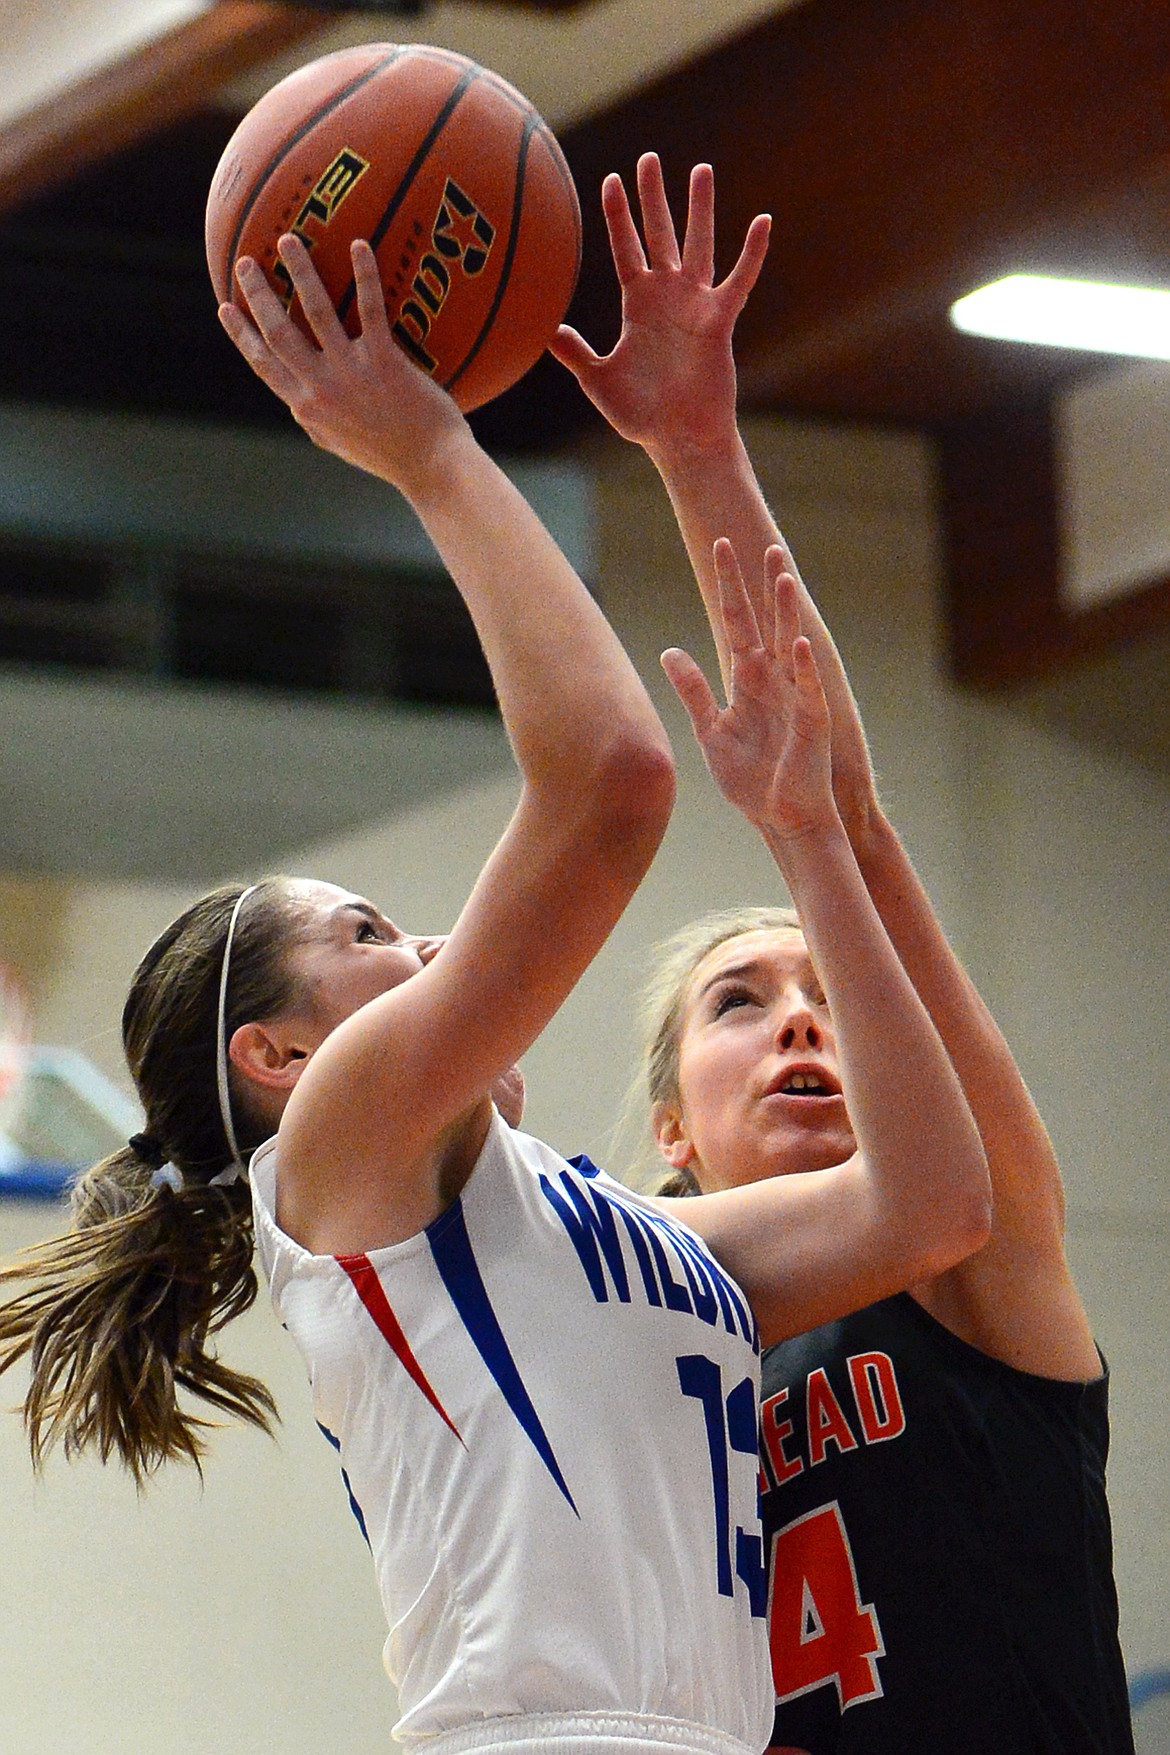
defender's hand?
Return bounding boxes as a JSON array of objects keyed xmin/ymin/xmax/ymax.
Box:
[
  {"xmin": 549, "ymin": 154, "xmax": 769, "ymax": 459},
  {"xmin": 662, "ymin": 540, "xmax": 836, "ymax": 847}
]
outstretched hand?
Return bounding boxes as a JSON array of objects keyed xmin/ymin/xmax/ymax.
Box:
[
  {"xmin": 662, "ymin": 541, "xmax": 837, "ymax": 847},
  {"xmin": 219, "ymin": 236, "xmax": 468, "ymax": 501},
  {"xmin": 549, "ymin": 154, "xmax": 769, "ymax": 458}
]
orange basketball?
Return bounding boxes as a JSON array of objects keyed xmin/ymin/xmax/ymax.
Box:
[{"xmin": 206, "ymin": 44, "xmax": 581, "ymax": 411}]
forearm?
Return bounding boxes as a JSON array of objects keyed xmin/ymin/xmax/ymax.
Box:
[
  {"xmin": 651, "ymin": 432, "xmax": 791, "ymax": 684},
  {"xmin": 854, "ymin": 809, "xmax": 1063, "ymax": 1225},
  {"xmin": 408, "ymin": 429, "xmax": 674, "ymax": 804},
  {"xmin": 772, "ymin": 817, "xmax": 990, "ymax": 1260},
  {"xmin": 654, "ymin": 436, "xmax": 879, "ymax": 834}
]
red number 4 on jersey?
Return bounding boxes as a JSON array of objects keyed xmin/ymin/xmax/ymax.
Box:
[{"xmin": 769, "ymin": 1502, "xmax": 884, "ymax": 1710}]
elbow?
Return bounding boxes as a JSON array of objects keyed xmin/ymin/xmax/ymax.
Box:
[
  {"xmin": 968, "ymin": 1166, "xmax": 994, "ymax": 1254},
  {"xmin": 915, "ymin": 1147, "xmax": 994, "ymax": 1279},
  {"xmin": 944, "ymin": 1181, "xmax": 994, "ymax": 1274},
  {"xmin": 955, "ymin": 1133, "xmax": 994, "ymax": 1258},
  {"xmin": 521, "ymin": 732, "xmax": 675, "ymax": 888},
  {"xmin": 591, "ymin": 734, "xmax": 677, "ymax": 855}
]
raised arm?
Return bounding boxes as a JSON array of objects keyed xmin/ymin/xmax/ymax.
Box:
[
  {"xmin": 658, "ymin": 545, "xmax": 989, "ymax": 1346},
  {"xmin": 221, "ymin": 238, "xmax": 675, "ymax": 1253},
  {"xmin": 550, "ymin": 151, "xmax": 877, "ymax": 840},
  {"xmin": 559, "ymin": 158, "xmax": 1100, "ymax": 1380},
  {"xmin": 844, "ymin": 814, "xmax": 1101, "ymax": 1377}
]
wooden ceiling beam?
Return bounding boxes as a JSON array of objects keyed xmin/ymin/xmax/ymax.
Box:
[
  {"xmin": 939, "ymin": 398, "xmax": 1170, "ymax": 693},
  {"xmin": 0, "ymin": 0, "xmax": 597, "ymax": 223},
  {"xmin": 555, "ymin": 0, "xmax": 1170, "ymax": 692},
  {"xmin": 938, "ymin": 399, "xmax": 1065, "ymax": 690},
  {"xmin": 561, "ymin": 0, "xmax": 1170, "ymax": 409},
  {"xmin": 0, "ymin": 3, "xmax": 333, "ymax": 218}
]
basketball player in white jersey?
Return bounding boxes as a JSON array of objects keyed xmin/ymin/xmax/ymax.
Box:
[{"xmin": 0, "ymin": 234, "xmax": 988, "ymax": 1755}]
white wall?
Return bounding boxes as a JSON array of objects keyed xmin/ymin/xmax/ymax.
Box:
[{"xmin": 0, "ymin": 412, "xmax": 1166, "ymax": 1749}]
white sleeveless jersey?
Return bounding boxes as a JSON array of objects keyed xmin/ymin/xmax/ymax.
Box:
[{"xmin": 251, "ymin": 1113, "xmax": 773, "ymax": 1755}]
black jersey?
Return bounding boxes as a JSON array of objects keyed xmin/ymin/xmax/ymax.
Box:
[{"xmin": 760, "ymin": 1293, "xmax": 1133, "ymax": 1754}]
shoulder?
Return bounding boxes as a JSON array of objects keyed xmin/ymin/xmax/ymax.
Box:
[
  {"xmin": 764, "ymin": 1289, "xmax": 1108, "ymax": 1415},
  {"xmin": 913, "ymin": 1250, "xmax": 1104, "ymax": 1382},
  {"xmin": 249, "ymin": 1134, "xmax": 279, "ymax": 1218},
  {"xmin": 254, "ymin": 1109, "xmax": 562, "ymax": 1262}
]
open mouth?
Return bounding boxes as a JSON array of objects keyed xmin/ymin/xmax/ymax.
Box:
[
  {"xmin": 765, "ymin": 1069, "xmax": 841, "ymax": 1099},
  {"xmin": 778, "ymin": 1073, "xmax": 832, "ymax": 1095}
]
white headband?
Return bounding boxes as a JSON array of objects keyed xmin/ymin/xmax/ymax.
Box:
[{"xmin": 213, "ymin": 884, "xmax": 258, "ymax": 1186}]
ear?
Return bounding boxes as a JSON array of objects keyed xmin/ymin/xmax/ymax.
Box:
[
  {"xmin": 228, "ymin": 1020, "xmax": 313, "ymax": 1096},
  {"xmin": 652, "ymin": 1099, "xmax": 696, "ymax": 1170}
]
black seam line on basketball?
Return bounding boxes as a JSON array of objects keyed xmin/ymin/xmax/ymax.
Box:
[
  {"xmin": 334, "ymin": 64, "xmax": 482, "ymax": 327},
  {"xmin": 477, "ymin": 70, "xmax": 540, "ymax": 117},
  {"xmin": 225, "ymin": 48, "xmax": 406, "ymax": 285},
  {"xmin": 442, "ymin": 115, "xmax": 536, "ymax": 398},
  {"xmin": 541, "ymin": 130, "xmax": 582, "ymax": 263}
]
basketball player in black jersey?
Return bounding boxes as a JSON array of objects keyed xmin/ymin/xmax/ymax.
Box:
[{"xmin": 553, "ymin": 155, "xmax": 1134, "ymax": 1755}]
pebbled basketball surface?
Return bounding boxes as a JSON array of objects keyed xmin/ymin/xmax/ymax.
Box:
[{"xmin": 207, "ymin": 44, "xmax": 582, "ymax": 411}]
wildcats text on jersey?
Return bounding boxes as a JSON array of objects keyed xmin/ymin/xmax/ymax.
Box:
[
  {"xmin": 540, "ymin": 1158, "xmax": 759, "ymax": 1351},
  {"xmin": 761, "ymin": 1351, "xmax": 905, "ymax": 1486}
]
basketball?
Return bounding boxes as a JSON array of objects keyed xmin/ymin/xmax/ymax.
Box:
[{"xmin": 206, "ymin": 44, "xmax": 581, "ymax": 411}]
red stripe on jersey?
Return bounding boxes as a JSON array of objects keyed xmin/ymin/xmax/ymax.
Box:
[{"xmin": 336, "ymin": 1252, "xmax": 464, "ymax": 1444}]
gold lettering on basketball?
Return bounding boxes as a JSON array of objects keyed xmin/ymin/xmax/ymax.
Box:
[
  {"xmin": 413, "ymin": 253, "xmax": 451, "ymax": 315},
  {"xmin": 311, "ymin": 149, "xmax": 369, "ymax": 218},
  {"xmin": 272, "ymin": 148, "xmax": 370, "ymax": 307},
  {"xmin": 432, "ymin": 179, "xmax": 495, "ymax": 276},
  {"xmin": 390, "ymin": 179, "xmax": 495, "ymax": 375},
  {"xmin": 394, "ymin": 299, "xmax": 438, "ymax": 371}
]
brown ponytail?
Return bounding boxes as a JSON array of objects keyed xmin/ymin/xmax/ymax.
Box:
[{"xmin": 0, "ymin": 877, "xmax": 310, "ymax": 1483}]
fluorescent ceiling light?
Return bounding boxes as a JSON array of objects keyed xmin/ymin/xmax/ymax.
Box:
[{"xmin": 950, "ymin": 274, "xmax": 1170, "ymax": 359}]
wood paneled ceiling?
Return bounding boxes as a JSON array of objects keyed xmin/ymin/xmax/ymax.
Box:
[{"xmin": 3, "ymin": 0, "xmax": 1169, "ymax": 748}]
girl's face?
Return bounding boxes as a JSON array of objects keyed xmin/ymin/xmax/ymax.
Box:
[
  {"xmin": 286, "ymin": 881, "xmax": 440, "ymax": 1035},
  {"xmin": 280, "ymin": 881, "xmax": 525, "ymax": 1125},
  {"xmin": 657, "ymin": 928, "xmax": 856, "ymax": 1192}
]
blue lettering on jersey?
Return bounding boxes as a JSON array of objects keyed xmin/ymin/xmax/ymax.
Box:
[
  {"xmin": 612, "ymin": 1201, "xmax": 663, "ymax": 1306},
  {"xmin": 666, "ymin": 1214, "xmax": 757, "ymax": 1347},
  {"xmin": 538, "ymin": 1169, "xmax": 632, "ymax": 1303},
  {"xmin": 639, "ymin": 1209, "xmax": 696, "ymax": 1314},
  {"xmin": 544, "ymin": 1159, "xmax": 758, "ymax": 1352}
]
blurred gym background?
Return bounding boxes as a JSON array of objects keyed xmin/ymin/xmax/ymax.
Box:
[{"xmin": 1, "ymin": 3, "xmax": 1168, "ymax": 1750}]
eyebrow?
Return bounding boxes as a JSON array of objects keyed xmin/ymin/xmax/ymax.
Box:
[
  {"xmin": 695, "ymin": 952, "xmax": 817, "ymax": 1001},
  {"xmin": 334, "ymin": 900, "xmax": 384, "ymax": 928},
  {"xmin": 696, "ymin": 957, "xmax": 767, "ymax": 999}
]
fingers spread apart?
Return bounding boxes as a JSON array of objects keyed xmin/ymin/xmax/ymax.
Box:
[
  {"xmin": 635, "ymin": 151, "xmax": 683, "ymax": 272},
  {"xmin": 660, "ymin": 645, "xmax": 719, "ymax": 740},
  {"xmin": 601, "ymin": 170, "xmax": 649, "ymax": 284}
]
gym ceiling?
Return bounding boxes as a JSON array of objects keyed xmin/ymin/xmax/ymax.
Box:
[{"xmin": 3, "ymin": 0, "xmax": 1169, "ymax": 771}]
